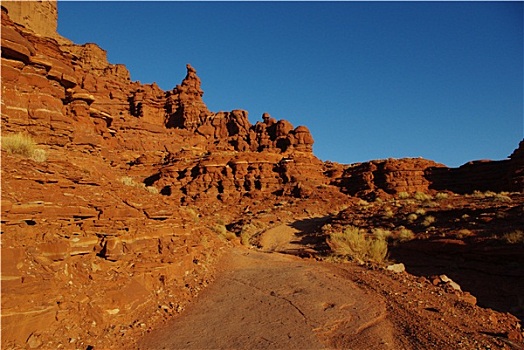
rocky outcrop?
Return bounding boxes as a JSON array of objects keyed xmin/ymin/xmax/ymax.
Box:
[
  {"xmin": 426, "ymin": 141, "xmax": 524, "ymax": 194},
  {"xmin": 1, "ymin": 1, "xmax": 58, "ymax": 38},
  {"xmin": 1, "ymin": 3, "xmax": 522, "ymax": 348},
  {"xmin": 334, "ymin": 158, "xmax": 446, "ymax": 199},
  {"xmin": 1, "ymin": 7, "xmax": 322, "ymax": 348},
  {"xmin": 335, "ymin": 141, "xmax": 524, "ymax": 199}
]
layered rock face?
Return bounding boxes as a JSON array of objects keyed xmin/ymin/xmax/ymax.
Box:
[
  {"xmin": 1, "ymin": 6, "xmax": 324, "ymax": 348},
  {"xmin": 1, "ymin": 3, "xmax": 522, "ymax": 348},
  {"xmin": 2, "ymin": 0, "xmax": 58, "ymax": 38}
]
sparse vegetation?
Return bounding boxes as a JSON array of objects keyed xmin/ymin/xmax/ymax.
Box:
[
  {"xmin": 120, "ymin": 176, "xmax": 160, "ymax": 194},
  {"xmin": 435, "ymin": 192, "xmax": 449, "ymax": 200},
  {"xmin": 493, "ymin": 193, "xmax": 512, "ymax": 203},
  {"xmin": 146, "ymin": 186, "xmax": 160, "ymax": 194},
  {"xmin": 382, "ymin": 207, "xmax": 394, "ymax": 218},
  {"xmin": 456, "ymin": 229, "xmax": 474, "ymax": 239},
  {"xmin": 422, "ymin": 215, "xmax": 436, "ymax": 227},
  {"xmin": 372, "ymin": 228, "xmax": 392, "ymax": 240},
  {"xmin": 327, "ymin": 226, "xmax": 388, "ymax": 264},
  {"xmin": 502, "ymin": 230, "xmax": 524, "ymax": 244},
  {"xmin": 414, "ymin": 192, "xmax": 433, "ymax": 202},
  {"xmin": 396, "ymin": 228, "xmax": 415, "ymax": 242},
  {"xmin": 212, "ymin": 223, "xmax": 236, "ymax": 242},
  {"xmin": 415, "ymin": 208, "xmax": 426, "ymax": 216},
  {"xmin": 398, "ymin": 192, "xmax": 410, "ymax": 199},
  {"xmin": 2, "ymin": 133, "xmax": 47, "ymax": 162},
  {"xmin": 407, "ymin": 213, "xmax": 418, "ymax": 223},
  {"xmin": 120, "ymin": 176, "xmax": 137, "ymax": 187}
]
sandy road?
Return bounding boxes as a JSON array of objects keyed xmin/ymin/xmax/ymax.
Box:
[{"xmin": 138, "ymin": 248, "xmax": 399, "ymax": 349}]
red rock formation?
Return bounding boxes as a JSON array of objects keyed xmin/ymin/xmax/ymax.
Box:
[
  {"xmin": 1, "ymin": 4, "xmax": 522, "ymax": 348},
  {"xmin": 1, "ymin": 1, "xmax": 58, "ymax": 38},
  {"xmin": 334, "ymin": 158, "xmax": 446, "ymax": 199}
]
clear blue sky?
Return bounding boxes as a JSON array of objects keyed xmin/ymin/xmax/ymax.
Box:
[{"xmin": 57, "ymin": 1, "xmax": 523, "ymax": 167}]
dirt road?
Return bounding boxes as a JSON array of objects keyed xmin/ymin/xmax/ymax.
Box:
[
  {"xmin": 138, "ymin": 248, "xmax": 398, "ymax": 349},
  {"xmin": 138, "ymin": 220, "xmax": 523, "ymax": 350}
]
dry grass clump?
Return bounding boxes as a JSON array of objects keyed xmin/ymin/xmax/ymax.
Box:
[
  {"xmin": 407, "ymin": 213, "xmax": 418, "ymax": 223},
  {"xmin": 435, "ymin": 192, "xmax": 449, "ymax": 200},
  {"xmin": 145, "ymin": 186, "xmax": 159, "ymax": 194},
  {"xmin": 415, "ymin": 208, "xmax": 426, "ymax": 215},
  {"xmin": 398, "ymin": 192, "xmax": 410, "ymax": 199},
  {"xmin": 239, "ymin": 222, "xmax": 264, "ymax": 246},
  {"xmin": 502, "ymin": 230, "xmax": 524, "ymax": 244},
  {"xmin": 422, "ymin": 215, "xmax": 436, "ymax": 227},
  {"xmin": 382, "ymin": 207, "xmax": 394, "ymax": 218},
  {"xmin": 2, "ymin": 133, "xmax": 47, "ymax": 162},
  {"xmin": 213, "ymin": 223, "xmax": 236, "ymax": 242},
  {"xmin": 456, "ymin": 229, "xmax": 474, "ymax": 239},
  {"xmin": 120, "ymin": 176, "xmax": 137, "ymax": 187},
  {"xmin": 396, "ymin": 228, "xmax": 415, "ymax": 242},
  {"xmin": 493, "ymin": 193, "xmax": 512, "ymax": 203},
  {"xmin": 414, "ymin": 192, "xmax": 433, "ymax": 202},
  {"xmin": 120, "ymin": 176, "xmax": 159, "ymax": 194},
  {"xmin": 372, "ymin": 228, "xmax": 392, "ymax": 240},
  {"xmin": 327, "ymin": 226, "xmax": 388, "ymax": 264}
]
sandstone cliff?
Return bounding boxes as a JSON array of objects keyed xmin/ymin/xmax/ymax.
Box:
[{"xmin": 1, "ymin": 3, "xmax": 522, "ymax": 348}]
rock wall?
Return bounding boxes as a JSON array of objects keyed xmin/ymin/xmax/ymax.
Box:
[
  {"xmin": 1, "ymin": 7, "xmax": 322, "ymax": 348},
  {"xmin": 335, "ymin": 142, "xmax": 523, "ymax": 199},
  {"xmin": 1, "ymin": 1, "xmax": 58, "ymax": 38},
  {"xmin": 1, "ymin": 3, "xmax": 522, "ymax": 348}
]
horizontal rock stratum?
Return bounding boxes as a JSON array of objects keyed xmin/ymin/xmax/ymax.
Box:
[{"xmin": 1, "ymin": 2, "xmax": 523, "ymax": 349}]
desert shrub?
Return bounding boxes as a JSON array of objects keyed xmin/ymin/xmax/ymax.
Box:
[
  {"xmin": 372, "ymin": 228, "xmax": 392, "ymax": 240},
  {"xmin": 422, "ymin": 215, "xmax": 436, "ymax": 227},
  {"xmin": 212, "ymin": 223, "xmax": 236, "ymax": 241},
  {"xmin": 471, "ymin": 190, "xmax": 485, "ymax": 199},
  {"xmin": 415, "ymin": 208, "xmax": 426, "ymax": 215},
  {"xmin": 502, "ymin": 230, "xmax": 524, "ymax": 244},
  {"xmin": 435, "ymin": 192, "xmax": 449, "ymax": 200},
  {"xmin": 120, "ymin": 176, "xmax": 160, "ymax": 194},
  {"xmin": 493, "ymin": 193, "xmax": 512, "ymax": 203},
  {"xmin": 456, "ymin": 229, "xmax": 474, "ymax": 239},
  {"xmin": 382, "ymin": 207, "xmax": 394, "ymax": 218},
  {"xmin": 398, "ymin": 192, "xmax": 410, "ymax": 199},
  {"xmin": 183, "ymin": 207, "xmax": 199, "ymax": 222},
  {"xmin": 406, "ymin": 213, "xmax": 418, "ymax": 223},
  {"xmin": 397, "ymin": 228, "xmax": 415, "ymax": 242},
  {"xmin": 146, "ymin": 186, "xmax": 159, "ymax": 194},
  {"xmin": 2, "ymin": 133, "xmax": 47, "ymax": 162},
  {"xmin": 414, "ymin": 192, "xmax": 433, "ymax": 201},
  {"xmin": 327, "ymin": 226, "xmax": 388, "ymax": 263},
  {"xmin": 239, "ymin": 222, "xmax": 264, "ymax": 246},
  {"xmin": 32, "ymin": 148, "xmax": 47, "ymax": 162},
  {"xmin": 120, "ymin": 176, "xmax": 137, "ymax": 187}
]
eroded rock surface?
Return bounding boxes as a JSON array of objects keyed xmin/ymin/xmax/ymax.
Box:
[{"xmin": 1, "ymin": 3, "xmax": 523, "ymax": 349}]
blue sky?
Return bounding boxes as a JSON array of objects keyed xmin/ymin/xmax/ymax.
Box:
[{"xmin": 57, "ymin": 1, "xmax": 523, "ymax": 167}]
